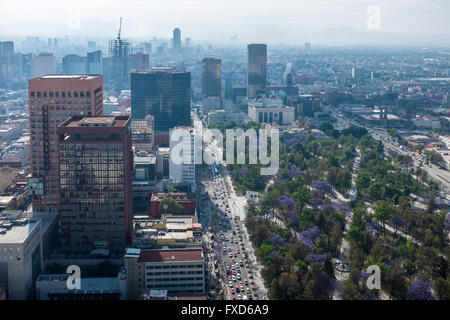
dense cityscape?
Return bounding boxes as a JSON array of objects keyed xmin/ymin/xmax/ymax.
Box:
[{"xmin": 0, "ymin": 4, "xmax": 449, "ymax": 304}]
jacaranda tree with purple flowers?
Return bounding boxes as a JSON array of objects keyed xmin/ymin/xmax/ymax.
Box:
[
  {"xmin": 277, "ymin": 195, "xmax": 296, "ymax": 210},
  {"xmin": 407, "ymin": 280, "xmax": 435, "ymax": 300},
  {"xmin": 305, "ymin": 253, "xmax": 327, "ymax": 265},
  {"xmin": 312, "ymin": 180, "xmax": 332, "ymax": 193},
  {"xmin": 270, "ymin": 234, "xmax": 286, "ymax": 250},
  {"xmin": 287, "ymin": 165, "xmax": 303, "ymax": 177}
]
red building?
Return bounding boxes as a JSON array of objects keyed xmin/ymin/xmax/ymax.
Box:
[
  {"xmin": 129, "ymin": 53, "xmax": 150, "ymax": 72},
  {"xmin": 149, "ymin": 193, "xmax": 196, "ymax": 218},
  {"xmin": 28, "ymin": 74, "xmax": 103, "ymax": 214},
  {"xmin": 57, "ymin": 115, "xmax": 133, "ymax": 253}
]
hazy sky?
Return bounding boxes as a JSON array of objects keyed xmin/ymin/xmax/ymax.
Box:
[{"xmin": 1, "ymin": 0, "xmax": 449, "ymax": 44}]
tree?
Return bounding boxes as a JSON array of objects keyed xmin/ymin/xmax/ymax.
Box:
[
  {"xmin": 414, "ymin": 144, "xmax": 424, "ymax": 154},
  {"xmin": 407, "ymin": 280, "xmax": 434, "ymax": 300},
  {"xmin": 374, "ymin": 200, "xmax": 395, "ymax": 235},
  {"xmin": 254, "ymin": 224, "xmax": 270, "ymax": 247},
  {"xmin": 159, "ymin": 197, "xmax": 185, "ymax": 214},
  {"xmin": 292, "ymin": 185, "xmax": 310, "ymax": 212}
]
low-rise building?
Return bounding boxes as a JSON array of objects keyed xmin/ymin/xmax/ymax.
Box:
[
  {"xmin": 248, "ymin": 99, "xmax": 295, "ymax": 125},
  {"xmin": 132, "ymin": 216, "xmax": 202, "ymax": 249},
  {"xmin": 36, "ymin": 272, "xmax": 126, "ymax": 300},
  {"xmin": 149, "ymin": 192, "xmax": 196, "ymax": 218},
  {"xmin": 207, "ymin": 110, "xmax": 246, "ymax": 125},
  {"xmin": 125, "ymin": 247, "xmax": 205, "ymax": 300}
]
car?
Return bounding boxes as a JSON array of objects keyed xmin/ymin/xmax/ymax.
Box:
[
  {"xmin": 231, "ymin": 265, "xmax": 235, "ymax": 270},
  {"xmin": 230, "ymin": 288, "xmax": 235, "ymax": 294},
  {"xmin": 236, "ymin": 249, "xmax": 240, "ymax": 254},
  {"xmin": 228, "ymin": 252, "xmax": 232, "ymax": 258},
  {"xmin": 231, "ymin": 258, "xmax": 236, "ymax": 263},
  {"xmin": 239, "ymin": 280, "xmax": 243, "ymax": 286},
  {"xmin": 233, "ymin": 252, "xmax": 237, "ymax": 257},
  {"xmin": 228, "ymin": 276, "xmax": 232, "ymax": 281},
  {"xmin": 237, "ymin": 294, "xmax": 242, "ymax": 300},
  {"xmin": 240, "ymin": 285, "xmax": 244, "ymax": 291},
  {"xmin": 239, "ymin": 260, "xmax": 244, "ymax": 267},
  {"xmin": 246, "ymin": 287, "xmax": 251, "ymax": 293},
  {"xmin": 232, "ymin": 270, "xmax": 236, "ymax": 275},
  {"xmin": 232, "ymin": 275, "xmax": 236, "ymax": 282},
  {"xmin": 244, "ymin": 279, "xmax": 248, "ymax": 285},
  {"xmin": 242, "ymin": 295, "xmax": 248, "ymax": 300},
  {"xmin": 237, "ymin": 274, "xmax": 241, "ymax": 280},
  {"xmin": 229, "ymin": 281, "xmax": 233, "ymax": 287},
  {"xmin": 232, "ymin": 295, "xmax": 236, "ymax": 300}
]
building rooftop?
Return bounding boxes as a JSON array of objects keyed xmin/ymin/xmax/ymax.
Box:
[
  {"xmin": 36, "ymin": 274, "xmax": 120, "ymax": 292},
  {"xmin": 151, "ymin": 192, "xmax": 196, "ymax": 202},
  {"xmin": 34, "ymin": 74, "xmax": 100, "ymax": 80},
  {"xmin": 59, "ymin": 115, "xmax": 130, "ymax": 129},
  {"xmin": 138, "ymin": 248, "xmax": 203, "ymax": 263},
  {"xmin": 0, "ymin": 218, "xmax": 39, "ymax": 244}
]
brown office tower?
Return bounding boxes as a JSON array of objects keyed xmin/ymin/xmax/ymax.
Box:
[
  {"xmin": 247, "ymin": 44, "xmax": 267, "ymax": 98},
  {"xmin": 28, "ymin": 74, "xmax": 103, "ymax": 214},
  {"xmin": 57, "ymin": 115, "xmax": 133, "ymax": 253}
]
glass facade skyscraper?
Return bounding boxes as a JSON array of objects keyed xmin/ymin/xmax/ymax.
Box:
[
  {"xmin": 248, "ymin": 44, "xmax": 267, "ymax": 98},
  {"xmin": 202, "ymin": 58, "xmax": 222, "ymax": 97},
  {"xmin": 131, "ymin": 68, "xmax": 191, "ymax": 133}
]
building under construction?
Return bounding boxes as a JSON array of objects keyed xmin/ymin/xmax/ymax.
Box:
[{"xmin": 109, "ymin": 18, "xmax": 131, "ymax": 90}]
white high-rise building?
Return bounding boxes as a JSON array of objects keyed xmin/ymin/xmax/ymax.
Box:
[{"xmin": 169, "ymin": 127, "xmax": 195, "ymax": 191}]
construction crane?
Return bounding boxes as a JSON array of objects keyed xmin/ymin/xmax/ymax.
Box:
[{"xmin": 117, "ymin": 17, "xmax": 122, "ymax": 40}]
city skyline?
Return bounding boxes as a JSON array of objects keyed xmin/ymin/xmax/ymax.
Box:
[{"xmin": 1, "ymin": 0, "xmax": 450, "ymax": 46}]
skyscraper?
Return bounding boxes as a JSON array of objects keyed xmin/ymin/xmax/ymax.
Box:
[
  {"xmin": 129, "ymin": 53, "xmax": 150, "ymax": 72},
  {"xmin": 131, "ymin": 68, "xmax": 191, "ymax": 133},
  {"xmin": 202, "ymin": 58, "xmax": 222, "ymax": 97},
  {"xmin": 62, "ymin": 54, "xmax": 86, "ymax": 74},
  {"xmin": 173, "ymin": 28, "xmax": 181, "ymax": 53},
  {"xmin": 58, "ymin": 115, "xmax": 133, "ymax": 253},
  {"xmin": 247, "ymin": 44, "xmax": 267, "ymax": 98},
  {"xmin": 169, "ymin": 126, "xmax": 195, "ymax": 191},
  {"xmin": 0, "ymin": 41, "xmax": 14, "ymax": 57},
  {"xmin": 28, "ymin": 74, "xmax": 104, "ymax": 214},
  {"xmin": 109, "ymin": 18, "xmax": 131, "ymax": 90},
  {"xmin": 87, "ymin": 50, "xmax": 103, "ymax": 74},
  {"xmin": 32, "ymin": 53, "xmax": 55, "ymax": 77}
]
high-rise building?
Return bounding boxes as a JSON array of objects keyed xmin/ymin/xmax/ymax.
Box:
[
  {"xmin": 32, "ymin": 53, "xmax": 55, "ymax": 77},
  {"xmin": 305, "ymin": 42, "xmax": 311, "ymax": 52},
  {"xmin": 62, "ymin": 54, "xmax": 86, "ymax": 74},
  {"xmin": 0, "ymin": 41, "xmax": 14, "ymax": 57},
  {"xmin": 87, "ymin": 50, "xmax": 103, "ymax": 74},
  {"xmin": 131, "ymin": 68, "xmax": 191, "ymax": 133},
  {"xmin": 87, "ymin": 40, "xmax": 96, "ymax": 52},
  {"xmin": 169, "ymin": 126, "xmax": 195, "ymax": 191},
  {"xmin": 247, "ymin": 44, "xmax": 267, "ymax": 98},
  {"xmin": 57, "ymin": 115, "xmax": 133, "ymax": 253},
  {"xmin": 202, "ymin": 58, "xmax": 221, "ymax": 97},
  {"xmin": 109, "ymin": 19, "xmax": 131, "ymax": 90},
  {"xmin": 131, "ymin": 115, "xmax": 154, "ymax": 153},
  {"xmin": 28, "ymin": 74, "xmax": 104, "ymax": 214},
  {"xmin": 129, "ymin": 53, "xmax": 150, "ymax": 72},
  {"xmin": 172, "ymin": 28, "xmax": 181, "ymax": 53}
]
